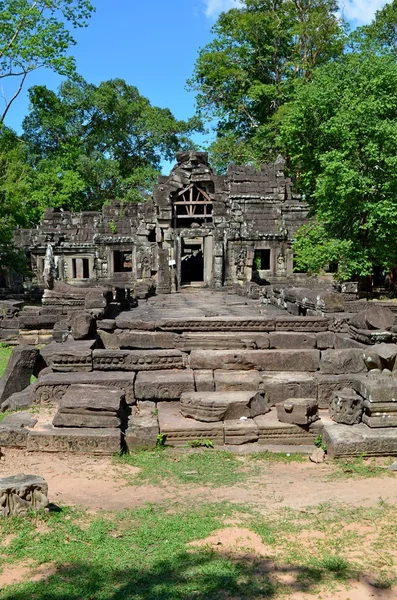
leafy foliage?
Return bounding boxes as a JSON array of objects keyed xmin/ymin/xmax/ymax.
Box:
[{"xmin": 0, "ymin": 0, "xmax": 95, "ymax": 123}]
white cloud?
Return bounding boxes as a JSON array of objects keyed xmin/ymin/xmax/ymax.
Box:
[
  {"xmin": 204, "ymin": 0, "xmax": 242, "ymax": 18},
  {"xmin": 204, "ymin": 0, "xmax": 389, "ymax": 23},
  {"xmin": 340, "ymin": 0, "xmax": 388, "ymax": 24}
]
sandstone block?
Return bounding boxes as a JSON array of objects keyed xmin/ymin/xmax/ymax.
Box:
[
  {"xmin": 224, "ymin": 419, "xmax": 259, "ymax": 445},
  {"xmin": 98, "ymin": 330, "xmax": 120, "ymax": 349},
  {"xmin": 175, "ymin": 332, "xmax": 270, "ymax": 351},
  {"xmin": 324, "ymin": 423, "xmax": 397, "ymax": 458},
  {"xmin": 316, "ymin": 332, "xmax": 336, "ymax": 350},
  {"xmin": 276, "ymin": 398, "xmax": 319, "ymax": 425},
  {"xmin": 71, "ymin": 312, "xmax": 96, "ymax": 340},
  {"xmin": 261, "ymin": 372, "xmax": 317, "ymax": 406},
  {"xmin": 194, "ymin": 370, "xmax": 214, "ymax": 392},
  {"xmin": 125, "ymin": 409, "xmax": 159, "ymax": 449},
  {"xmin": 330, "ymin": 388, "xmax": 364, "ymax": 425},
  {"xmin": 157, "ymin": 402, "xmax": 224, "ymax": 446},
  {"xmin": 0, "ymin": 475, "xmax": 49, "ymax": 517},
  {"xmin": 180, "ymin": 391, "xmax": 269, "ymax": 422},
  {"xmin": 353, "ymin": 377, "xmax": 397, "ymax": 404},
  {"xmin": 189, "ymin": 350, "xmax": 320, "ymax": 372},
  {"xmin": 93, "ymin": 349, "xmax": 185, "ymax": 371},
  {"xmin": 41, "ymin": 340, "xmax": 95, "ymax": 372},
  {"xmin": 27, "ymin": 425, "xmax": 121, "ymax": 454},
  {"xmin": 0, "ymin": 425, "xmax": 28, "ymax": 447},
  {"xmin": 214, "ymin": 370, "xmax": 262, "ymax": 392},
  {"xmin": 269, "ymin": 332, "xmax": 316, "ymax": 349},
  {"xmin": 118, "ymin": 331, "xmax": 177, "ymax": 349},
  {"xmin": 320, "ymin": 349, "xmax": 366, "ymax": 374},
  {"xmin": 255, "ymin": 410, "xmax": 323, "ymax": 445},
  {"xmin": 316, "ymin": 374, "xmax": 360, "ymax": 408},
  {"xmin": 350, "ymin": 306, "xmax": 394, "ymax": 331},
  {"xmin": 1, "ymin": 385, "xmax": 35, "ymax": 412},
  {"xmin": 53, "ymin": 412, "xmax": 121, "ymax": 428},
  {"xmin": 0, "ymin": 345, "xmax": 39, "ymax": 404},
  {"xmin": 135, "ymin": 369, "xmax": 195, "ymax": 400}
]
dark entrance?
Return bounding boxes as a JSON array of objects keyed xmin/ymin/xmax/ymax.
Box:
[{"xmin": 181, "ymin": 239, "xmax": 204, "ymax": 284}]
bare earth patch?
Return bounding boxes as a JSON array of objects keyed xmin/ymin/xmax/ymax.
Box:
[
  {"xmin": 188, "ymin": 526, "xmax": 272, "ymax": 558},
  {"xmin": 0, "ymin": 560, "xmax": 57, "ymax": 588}
]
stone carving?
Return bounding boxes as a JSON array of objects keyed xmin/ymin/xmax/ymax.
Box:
[
  {"xmin": 276, "ymin": 254, "xmax": 286, "ymax": 274},
  {"xmin": 43, "ymin": 244, "xmax": 56, "ymax": 290},
  {"xmin": 180, "ymin": 390, "xmax": 270, "ymax": 422},
  {"xmin": 235, "ymin": 248, "xmax": 247, "ymax": 278},
  {"xmin": 0, "ymin": 475, "xmax": 49, "ymax": 517},
  {"xmin": 92, "ymin": 349, "xmax": 185, "ymax": 371},
  {"xmin": 330, "ymin": 388, "xmax": 364, "ymax": 425}
]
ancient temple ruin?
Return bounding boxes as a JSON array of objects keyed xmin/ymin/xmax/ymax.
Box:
[{"xmin": 13, "ymin": 152, "xmax": 308, "ymax": 294}]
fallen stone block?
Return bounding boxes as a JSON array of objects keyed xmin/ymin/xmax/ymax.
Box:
[
  {"xmin": 224, "ymin": 419, "xmax": 259, "ymax": 445},
  {"xmin": 269, "ymin": 332, "xmax": 316, "ymax": 349},
  {"xmin": 157, "ymin": 402, "xmax": 224, "ymax": 446},
  {"xmin": 214, "ymin": 370, "xmax": 262, "ymax": 392},
  {"xmin": 93, "ymin": 349, "xmax": 186, "ymax": 371},
  {"xmin": 0, "ymin": 411, "xmax": 38, "ymax": 429},
  {"xmin": 71, "ymin": 312, "xmax": 96, "ymax": 340},
  {"xmin": 350, "ymin": 306, "xmax": 394, "ymax": 331},
  {"xmin": 276, "ymin": 398, "xmax": 319, "ymax": 425},
  {"xmin": 98, "ymin": 330, "xmax": 120, "ymax": 349},
  {"xmin": 316, "ymin": 374, "xmax": 361, "ymax": 408},
  {"xmin": 261, "ymin": 372, "xmax": 317, "ymax": 406},
  {"xmin": 27, "ymin": 425, "xmax": 121, "ymax": 454},
  {"xmin": 180, "ymin": 390, "xmax": 269, "ymax": 422},
  {"xmin": 320, "ymin": 349, "xmax": 366, "ymax": 374},
  {"xmin": 362, "ymin": 413, "xmax": 397, "ymax": 427},
  {"xmin": 135, "ymin": 369, "xmax": 195, "ymax": 400},
  {"xmin": 324, "ymin": 423, "xmax": 397, "ymax": 458},
  {"xmin": 125, "ymin": 408, "xmax": 159, "ymax": 449},
  {"xmin": 41, "ymin": 340, "xmax": 95, "ymax": 372},
  {"xmin": 1, "ymin": 384, "xmax": 35, "ymax": 412},
  {"xmin": 0, "ymin": 345, "xmax": 39, "ymax": 404},
  {"xmin": 0, "ymin": 474, "xmax": 49, "ymax": 516},
  {"xmin": 353, "ymin": 376, "xmax": 397, "ymax": 404},
  {"xmin": 330, "ymin": 388, "xmax": 364, "ymax": 425}
]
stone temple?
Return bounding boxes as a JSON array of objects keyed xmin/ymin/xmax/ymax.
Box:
[
  {"xmin": 13, "ymin": 152, "xmax": 308, "ymax": 294},
  {"xmin": 1, "ymin": 153, "xmax": 397, "ymax": 460}
]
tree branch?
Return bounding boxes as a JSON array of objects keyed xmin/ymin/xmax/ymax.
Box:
[{"xmin": 1, "ymin": 70, "xmax": 28, "ymax": 124}]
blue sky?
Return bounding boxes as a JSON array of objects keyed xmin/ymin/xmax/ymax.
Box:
[{"xmin": 3, "ymin": 0, "xmax": 389, "ymax": 173}]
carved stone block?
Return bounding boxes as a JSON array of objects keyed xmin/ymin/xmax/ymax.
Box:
[
  {"xmin": 0, "ymin": 475, "xmax": 49, "ymax": 517},
  {"xmin": 224, "ymin": 419, "xmax": 259, "ymax": 445},
  {"xmin": 27, "ymin": 425, "xmax": 121, "ymax": 454},
  {"xmin": 180, "ymin": 390, "xmax": 269, "ymax": 422},
  {"xmin": 320, "ymin": 349, "xmax": 366, "ymax": 375},
  {"xmin": 214, "ymin": 370, "xmax": 262, "ymax": 392},
  {"xmin": 276, "ymin": 397, "xmax": 319, "ymax": 425},
  {"xmin": 92, "ymin": 349, "xmax": 186, "ymax": 371},
  {"xmin": 135, "ymin": 369, "xmax": 195, "ymax": 400},
  {"xmin": 330, "ymin": 388, "xmax": 364, "ymax": 425},
  {"xmin": 261, "ymin": 372, "xmax": 317, "ymax": 407}
]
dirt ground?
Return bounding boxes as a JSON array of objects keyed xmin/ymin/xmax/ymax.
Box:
[{"xmin": 1, "ymin": 448, "xmax": 396, "ymax": 512}]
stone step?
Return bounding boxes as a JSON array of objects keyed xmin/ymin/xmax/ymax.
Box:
[
  {"xmin": 324, "ymin": 422, "xmax": 397, "ymax": 458},
  {"xmin": 180, "ymin": 390, "xmax": 269, "ymax": 422},
  {"xmin": 27, "ymin": 424, "xmax": 121, "ymax": 454},
  {"xmin": 189, "ymin": 349, "xmax": 320, "ymax": 372},
  {"xmin": 93, "ymin": 349, "xmax": 186, "ymax": 371}
]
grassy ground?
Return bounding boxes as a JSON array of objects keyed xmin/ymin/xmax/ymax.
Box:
[
  {"xmin": 0, "ymin": 500, "xmax": 396, "ymax": 599},
  {"xmin": 0, "ymin": 344, "xmax": 12, "ymax": 378}
]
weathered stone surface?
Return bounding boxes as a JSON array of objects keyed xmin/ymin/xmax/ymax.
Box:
[
  {"xmin": 97, "ymin": 319, "xmax": 116, "ymax": 332},
  {"xmin": 334, "ymin": 335, "xmax": 366, "ymax": 350},
  {"xmin": 27, "ymin": 425, "xmax": 121, "ymax": 454},
  {"xmin": 261, "ymin": 372, "xmax": 317, "ymax": 407},
  {"xmin": 115, "ymin": 316, "xmax": 155, "ymax": 331},
  {"xmin": 1, "ymin": 385, "xmax": 35, "ymax": 412},
  {"xmin": 0, "ymin": 345, "xmax": 39, "ymax": 404},
  {"xmin": 59, "ymin": 385, "xmax": 126, "ymax": 414},
  {"xmin": 0, "ymin": 411, "xmax": 37, "ymax": 429},
  {"xmin": 363, "ymin": 351, "xmax": 382, "ymax": 371},
  {"xmin": 316, "ymin": 332, "xmax": 336, "ymax": 350},
  {"xmin": 175, "ymin": 332, "xmax": 270, "ymax": 350},
  {"xmin": 214, "ymin": 370, "xmax": 262, "ymax": 392},
  {"xmin": 71, "ymin": 311, "xmax": 96, "ymax": 340},
  {"xmin": 324, "ymin": 423, "xmax": 397, "ymax": 458},
  {"xmin": 194, "ymin": 370, "xmax": 214, "ymax": 392},
  {"xmin": 310, "ymin": 448, "xmax": 325, "ymax": 463},
  {"xmin": 350, "ymin": 306, "xmax": 395, "ymax": 331},
  {"xmin": 135, "ymin": 369, "xmax": 195, "ymax": 400},
  {"xmin": 0, "ymin": 474, "xmax": 49, "ymax": 516},
  {"xmin": 330, "ymin": 388, "xmax": 364, "ymax": 425},
  {"xmin": 316, "ymin": 374, "xmax": 360, "ymax": 408},
  {"xmin": 0, "ymin": 425, "xmax": 28, "ymax": 447},
  {"xmin": 254, "ymin": 410, "xmax": 324, "ymax": 445},
  {"xmin": 84, "ymin": 290, "xmax": 109, "ymax": 310},
  {"xmin": 157, "ymin": 401, "xmax": 224, "ymax": 446},
  {"xmin": 269, "ymin": 332, "xmax": 316, "ymax": 349},
  {"xmin": 189, "ymin": 350, "xmax": 320, "ymax": 372},
  {"xmin": 34, "ymin": 371, "xmax": 136, "ymax": 405},
  {"xmin": 276, "ymin": 397, "xmax": 318, "ymax": 425},
  {"xmin": 180, "ymin": 391, "xmax": 269, "ymax": 422},
  {"xmin": 93, "ymin": 349, "xmax": 186, "ymax": 371},
  {"xmin": 319, "ymin": 349, "xmax": 366, "ymax": 374},
  {"xmin": 362, "ymin": 413, "xmax": 397, "ymax": 427},
  {"xmin": 224, "ymin": 419, "xmax": 259, "ymax": 445},
  {"xmin": 41, "ymin": 340, "xmax": 95, "ymax": 372},
  {"xmin": 158, "ymin": 317, "xmax": 276, "ymax": 332},
  {"xmin": 373, "ymin": 343, "xmax": 397, "ymax": 363},
  {"xmin": 118, "ymin": 331, "xmax": 178, "ymax": 349},
  {"xmin": 53, "ymin": 412, "xmax": 121, "ymax": 428},
  {"xmin": 353, "ymin": 376, "xmax": 397, "ymax": 404},
  {"xmin": 98, "ymin": 330, "xmax": 120, "ymax": 349},
  {"xmin": 125, "ymin": 407, "xmax": 159, "ymax": 449},
  {"xmin": 274, "ymin": 317, "xmax": 329, "ymax": 332}
]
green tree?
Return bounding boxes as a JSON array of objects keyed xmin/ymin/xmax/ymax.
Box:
[
  {"xmin": 22, "ymin": 78, "xmax": 202, "ymax": 212},
  {"xmin": 188, "ymin": 0, "xmax": 345, "ymax": 170},
  {"xmin": 279, "ymin": 50, "xmax": 397, "ymax": 280},
  {"xmin": 0, "ymin": 0, "xmax": 95, "ymax": 123}
]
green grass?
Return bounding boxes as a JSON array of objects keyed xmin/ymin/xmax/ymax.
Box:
[
  {"xmin": 0, "ymin": 344, "xmax": 12, "ymax": 378},
  {"xmin": 1, "ymin": 500, "xmax": 397, "ymax": 599},
  {"xmin": 329, "ymin": 455, "xmax": 394, "ymax": 479}
]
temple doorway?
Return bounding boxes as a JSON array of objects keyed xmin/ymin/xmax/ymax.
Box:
[{"xmin": 181, "ymin": 238, "xmax": 204, "ymax": 284}]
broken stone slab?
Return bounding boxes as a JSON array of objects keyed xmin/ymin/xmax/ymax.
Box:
[
  {"xmin": 97, "ymin": 319, "xmax": 116, "ymax": 332},
  {"xmin": 180, "ymin": 391, "xmax": 269, "ymax": 422},
  {"xmin": 0, "ymin": 474, "xmax": 49, "ymax": 516},
  {"xmin": 194, "ymin": 370, "xmax": 214, "ymax": 392},
  {"xmin": 1, "ymin": 384, "xmax": 36, "ymax": 412},
  {"xmin": 114, "ymin": 316, "xmax": 155, "ymax": 331},
  {"xmin": 189, "ymin": 350, "xmax": 320, "ymax": 372},
  {"xmin": 353, "ymin": 376, "xmax": 397, "ymax": 404},
  {"xmin": 329, "ymin": 388, "xmax": 364, "ymax": 425},
  {"xmin": 41, "ymin": 340, "xmax": 96, "ymax": 372},
  {"xmin": 27, "ymin": 425, "xmax": 121, "ymax": 454},
  {"xmin": 373, "ymin": 343, "xmax": 397, "ymax": 363},
  {"xmin": 350, "ymin": 306, "xmax": 395, "ymax": 331},
  {"xmin": 214, "ymin": 370, "xmax": 262, "ymax": 392},
  {"xmin": 0, "ymin": 411, "xmax": 38, "ymax": 429},
  {"xmin": 224, "ymin": 418, "xmax": 259, "ymax": 445},
  {"xmin": 254, "ymin": 410, "xmax": 324, "ymax": 445},
  {"xmin": 71, "ymin": 312, "xmax": 97, "ymax": 340},
  {"xmin": 276, "ymin": 398, "xmax": 319, "ymax": 425},
  {"xmin": 319, "ymin": 349, "xmax": 366, "ymax": 374},
  {"xmin": 34, "ymin": 371, "xmax": 136, "ymax": 405},
  {"xmin": 58, "ymin": 385, "xmax": 126, "ymax": 414},
  {"xmin": 324, "ymin": 423, "xmax": 397, "ymax": 458},
  {"xmin": 92, "ymin": 349, "xmax": 186, "ymax": 371},
  {"xmin": 118, "ymin": 331, "xmax": 178, "ymax": 349},
  {"xmin": 135, "ymin": 369, "xmax": 195, "ymax": 400},
  {"xmin": 334, "ymin": 334, "xmax": 367, "ymax": 350},
  {"xmin": 53, "ymin": 412, "xmax": 122, "ymax": 428},
  {"xmin": 98, "ymin": 330, "xmax": 120, "ymax": 349},
  {"xmin": 362, "ymin": 413, "xmax": 397, "ymax": 428},
  {"xmin": 157, "ymin": 402, "xmax": 224, "ymax": 446},
  {"xmin": 261, "ymin": 372, "xmax": 317, "ymax": 407},
  {"xmin": 125, "ymin": 408, "xmax": 159, "ymax": 449},
  {"xmin": 175, "ymin": 332, "xmax": 270, "ymax": 351},
  {"xmin": 0, "ymin": 345, "xmax": 39, "ymax": 404},
  {"xmin": 269, "ymin": 332, "xmax": 316, "ymax": 349},
  {"xmin": 316, "ymin": 374, "xmax": 361, "ymax": 409},
  {"xmin": 0, "ymin": 425, "xmax": 29, "ymax": 447}
]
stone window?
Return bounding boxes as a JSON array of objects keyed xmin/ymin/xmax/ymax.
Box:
[
  {"xmin": 113, "ymin": 251, "xmax": 132, "ymax": 273},
  {"xmin": 254, "ymin": 249, "xmax": 271, "ymax": 271},
  {"xmin": 72, "ymin": 258, "xmax": 90, "ymax": 279}
]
